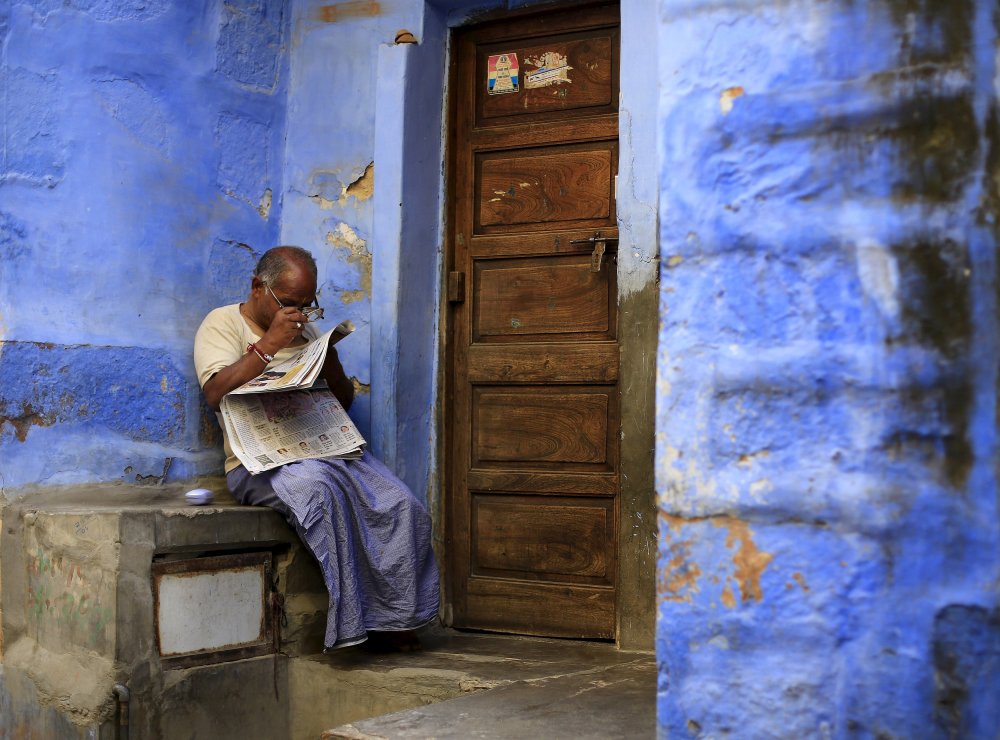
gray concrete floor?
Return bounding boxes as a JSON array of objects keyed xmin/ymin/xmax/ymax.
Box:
[{"xmin": 319, "ymin": 627, "xmax": 655, "ymax": 739}]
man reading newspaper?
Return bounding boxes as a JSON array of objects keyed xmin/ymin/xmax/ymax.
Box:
[
  {"xmin": 193, "ymin": 246, "xmax": 439, "ymax": 650},
  {"xmin": 219, "ymin": 317, "xmax": 363, "ymax": 474}
]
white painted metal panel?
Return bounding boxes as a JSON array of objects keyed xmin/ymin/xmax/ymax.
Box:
[{"xmin": 157, "ymin": 566, "xmax": 265, "ymax": 655}]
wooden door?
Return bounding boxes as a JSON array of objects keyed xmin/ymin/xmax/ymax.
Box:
[{"xmin": 446, "ymin": 3, "xmax": 620, "ymax": 639}]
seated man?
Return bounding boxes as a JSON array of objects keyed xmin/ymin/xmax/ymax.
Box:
[{"xmin": 194, "ymin": 245, "xmax": 439, "ymax": 650}]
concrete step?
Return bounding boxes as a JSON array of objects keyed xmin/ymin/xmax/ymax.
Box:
[{"xmin": 314, "ymin": 628, "xmax": 655, "ymax": 739}]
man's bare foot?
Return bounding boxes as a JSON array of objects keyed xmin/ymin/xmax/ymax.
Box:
[{"xmin": 364, "ymin": 630, "xmax": 422, "ymax": 652}]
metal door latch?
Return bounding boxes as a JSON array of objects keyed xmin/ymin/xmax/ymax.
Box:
[{"xmin": 570, "ymin": 233, "xmax": 618, "ymax": 272}]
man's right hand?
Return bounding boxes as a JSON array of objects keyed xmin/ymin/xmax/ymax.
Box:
[{"xmin": 260, "ymin": 307, "xmax": 309, "ymax": 355}]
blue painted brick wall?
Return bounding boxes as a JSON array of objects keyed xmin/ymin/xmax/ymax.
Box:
[
  {"xmin": 0, "ymin": 0, "xmax": 289, "ymax": 488},
  {"xmin": 655, "ymin": 0, "xmax": 1000, "ymax": 736}
]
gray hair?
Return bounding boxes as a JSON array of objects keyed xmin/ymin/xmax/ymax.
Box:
[{"xmin": 254, "ymin": 246, "xmax": 318, "ymax": 286}]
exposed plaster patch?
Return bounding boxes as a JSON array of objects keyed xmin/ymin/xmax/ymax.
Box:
[
  {"xmin": 721, "ymin": 582, "xmax": 736, "ymax": 608},
  {"xmin": 310, "ymin": 194, "xmax": 338, "ymax": 210},
  {"xmin": 258, "ymin": 188, "xmax": 272, "ymax": 220},
  {"xmin": 720, "ymin": 86, "xmax": 745, "ymax": 114},
  {"xmin": 315, "ymin": 1, "xmax": 382, "ymax": 22},
  {"xmin": 856, "ymin": 239, "xmax": 901, "ymax": 321},
  {"xmin": 737, "ymin": 449, "xmax": 770, "ymax": 466},
  {"xmin": 309, "ymin": 163, "xmax": 374, "ymax": 209},
  {"xmin": 340, "ymin": 290, "xmax": 367, "ymax": 304},
  {"xmin": 711, "ymin": 517, "xmax": 773, "ymax": 604},
  {"xmin": 326, "ymin": 223, "xmax": 372, "ymax": 304},
  {"xmin": 1, "ymin": 405, "xmax": 55, "ymax": 442},
  {"xmin": 657, "ymin": 523, "xmax": 701, "ymax": 603},
  {"xmin": 125, "ymin": 457, "xmax": 173, "ymax": 486},
  {"xmin": 659, "ymin": 514, "xmax": 775, "ymax": 608},
  {"xmin": 749, "ymin": 479, "xmax": 773, "ymax": 500},
  {"xmin": 346, "ymin": 163, "xmax": 374, "ymax": 201},
  {"xmin": 792, "ymin": 572, "xmax": 810, "ymax": 592},
  {"xmin": 351, "ymin": 377, "xmax": 370, "ymax": 396}
]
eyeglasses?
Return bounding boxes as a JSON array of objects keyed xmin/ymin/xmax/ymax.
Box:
[{"xmin": 266, "ymin": 284, "xmax": 324, "ymax": 321}]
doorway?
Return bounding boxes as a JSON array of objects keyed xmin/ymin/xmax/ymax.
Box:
[{"xmin": 444, "ymin": 3, "xmax": 625, "ymax": 640}]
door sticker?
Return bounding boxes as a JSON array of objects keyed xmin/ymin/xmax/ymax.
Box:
[
  {"xmin": 524, "ymin": 51, "xmax": 572, "ymax": 89},
  {"xmin": 487, "ymin": 53, "xmax": 519, "ymax": 95}
]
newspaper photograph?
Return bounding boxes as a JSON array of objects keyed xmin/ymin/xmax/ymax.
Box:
[
  {"xmin": 229, "ymin": 320, "xmax": 354, "ymax": 395},
  {"xmin": 221, "ymin": 388, "xmax": 365, "ymax": 474}
]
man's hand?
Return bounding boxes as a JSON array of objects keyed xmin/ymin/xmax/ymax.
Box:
[
  {"xmin": 202, "ymin": 307, "xmax": 309, "ymax": 411},
  {"xmin": 260, "ymin": 307, "xmax": 308, "ymax": 355}
]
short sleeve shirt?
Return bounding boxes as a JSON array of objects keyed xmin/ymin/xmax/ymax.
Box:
[{"xmin": 193, "ymin": 304, "xmax": 320, "ymax": 472}]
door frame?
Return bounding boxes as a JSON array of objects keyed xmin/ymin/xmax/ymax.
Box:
[{"xmin": 371, "ymin": 0, "xmax": 658, "ymax": 649}]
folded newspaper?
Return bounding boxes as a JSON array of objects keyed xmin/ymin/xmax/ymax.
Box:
[{"xmin": 220, "ymin": 321, "xmax": 365, "ymax": 474}]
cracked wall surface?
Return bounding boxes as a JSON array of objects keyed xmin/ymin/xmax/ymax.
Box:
[{"xmin": 655, "ymin": 0, "xmax": 1000, "ymax": 736}]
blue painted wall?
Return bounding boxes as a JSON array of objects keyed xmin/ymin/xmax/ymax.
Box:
[
  {"xmin": 655, "ymin": 0, "xmax": 1000, "ymax": 736},
  {"xmin": 0, "ymin": 0, "xmax": 491, "ymax": 503},
  {"xmin": 5, "ymin": 0, "xmax": 996, "ymax": 733},
  {"xmin": 0, "ymin": 1, "xmax": 290, "ymax": 489}
]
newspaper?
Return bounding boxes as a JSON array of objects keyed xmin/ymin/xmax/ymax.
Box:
[
  {"xmin": 220, "ymin": 320, "xmax": 365, "ymax": 474},
  {"xmin": 229, "ymin": 320, "xmax": 355, "ymax": 395}
]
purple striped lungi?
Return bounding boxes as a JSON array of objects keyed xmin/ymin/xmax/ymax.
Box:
[{"xmin": 228, "ymin": 452, "xmax": 439, "ymax": 649}]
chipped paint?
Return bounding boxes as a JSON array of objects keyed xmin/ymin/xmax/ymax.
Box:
[
  {"xmin": 657, "ymin": 519, "xmax": 700, "ymax": 603},
  {"xmin": 310, "ymin": 193, "xmax": 338, "ymax": 210},
  {"xmin": 657, "ymin": 514, "xmax": 774, "ymax": 608},
  {"xmin": 258, "ymin": 188, "xmax": 273, "ymax": 219},
  {"xmin": 720, "ymin": 582, "xmax": 736, "ymax": 608},
  {"xmin": 315, "ymin": 1, "xmax": 382, "ymax": 23},
  {"xmin": 345, "ymin": 163, "xmax": 374, "ymax": 201},
  {"xmin": 737, "ymin": 449, "xmax": 770, "ymax": 466},
  {"xmin": 1, "ymin": 406, "xmax": 54, "ymax": 443},
  {"xmin": 711, "ymin": 517, "xmax": 773, "ymax": 604},
  {"xmin": 325, "ymin": 223, "xmax": 372, "ymax": 304},
  {"xmin": 309, "ymin": 163, "xmax": 374, "ymax": 209},
  {"xmin": 792, "ymin": 572, "xmax": 809, "ymax": 592},
  {"xmin": 0, "ymin": 342, "xmax": 187, "ymax": 447},
  {"xmin": 719, "ymin": 86, "xmax": 744, "ymax": 114}
]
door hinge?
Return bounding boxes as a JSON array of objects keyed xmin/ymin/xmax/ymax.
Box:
[{"xmin": 448, "ymin": 271, "xmax": 466, "ymax": 303}]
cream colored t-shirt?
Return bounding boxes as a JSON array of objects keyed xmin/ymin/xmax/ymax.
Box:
[{"xmin": 193, "ymin": 303, "xmax": 320, "ymax": 473}]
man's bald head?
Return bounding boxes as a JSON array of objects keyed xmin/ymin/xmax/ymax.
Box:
[{"xmin": 254, "ymin": 246, "xmax": 318, "ymax": 287}]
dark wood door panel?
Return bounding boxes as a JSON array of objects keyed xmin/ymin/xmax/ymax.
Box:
[
  {"xmin": 470, "ymin": 118, "xmax": 617, "ymax": 152},
  {"xmin": 476, "ymin": 143, "xmax": 616, "ymax": 232},
  {"xmin": 465, "ymin": 577, "xmax": 615, "ymax": 639},
  {"xmin": 473, "ymin": 255, "xmax": 614, "ymax": 341},
  {"xmin": 472, "ymin": 494, "xmax": 614, "ymax": 584},
  {"xmin": 467, "ymin": 344, "xmax": 618, "ymax": 383},
  {"xmin": 472, "ymin": 387, "xmax": 614, "ymax": 468},
  {"xmin": 467, "ymin": 469, "xmax": 618, "ymax": 495},
  {"xmin": 476, "ymin": 32, "xmax": 617, "ymax": 125}
]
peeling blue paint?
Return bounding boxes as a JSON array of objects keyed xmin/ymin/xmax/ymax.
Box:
[{"xmin": 0, "ymin": 343, "xmax": 186, "ymax": 444}]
